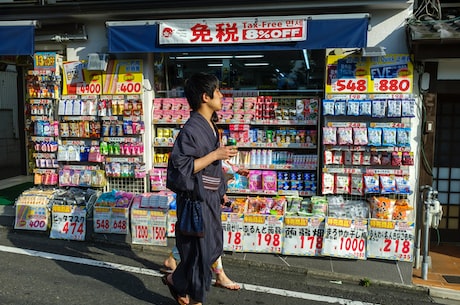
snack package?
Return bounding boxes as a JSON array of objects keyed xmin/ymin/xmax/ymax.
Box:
[
  {"xmin": 353, "ymin": 127, "xmax": 368, "ymax": 145},
  {"xmin": 322, "ymin": 99, "xmax": 335, "ymax": 116},
  {"xmin": 392, "ymin": 198, "xmax": 413, "ymax": 221},
  {"xmin": 334, "ymin": 100, "xmax": 347, "ymax": 116},
  {"xmin": 382, "ymin": 127, "xmax": 397, "ymax": 146},
  {"xmin": 347, "ymin": 100, "xmax": 360, "ymax": 116},
  {"xmin": 335, "ymin": 173, "xmax": 350, "ymax": 194},
  {"xmin": 387, "ymin": 99, "xmax": 402, "ymax": 117},
  {"xmin": 380, "ymin": 175, "xmax": 396, "ymax": 194},
  {"xmin": 322, "ymin": 172, "xmax": 335, "ymax": 195},
  {"xmin": 370, "ymin": 196, "xmax": 395, "ymax": 220},
  {"xmin": 322, "ymin": 127, "xmax": 337, "ymax": 145},
  {"xmin": 337, "ymin": 127, "xmax": 353, "ymax": 145},
  {"xmin": 372, "ymin": 99, "xmax": 387, "ymax": 118},
  {"xmin": 368, "ymin": 127, "xmax": 382, "ymax": 146},
  {"xmin": 364, "ymin": 174, "xmax": 380, "ymax": 194},
  {"xmin": 359, "ymin": 100, "xmax": 372, "ymax": 116}
]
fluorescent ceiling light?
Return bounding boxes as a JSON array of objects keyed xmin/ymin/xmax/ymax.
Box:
[
  {"xmin": 361, "ymin": 46, "xmax": 386, "ymax": 57},
  {"xmin": 302, "ymin": 49, "xmax": 310, "ymax": 70},
  {"xmin": 172, "ymin": 55, "xmax": 233, "ymax": 60},
  {"xmin": 244, "ymin": 62, "xmax": 269, "ymax": 67},
  {"xmin": 207, "ymin": 63, "xmax": 223, "ymax": 67},
  {"xmin": 234, "ymin": 55, "xmax": 264, "ymax": 59}
]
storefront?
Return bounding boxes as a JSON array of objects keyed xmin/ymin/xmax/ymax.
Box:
[{"xmin": 12, "ymin": 6, "xmax": 427, "ymax": 284}]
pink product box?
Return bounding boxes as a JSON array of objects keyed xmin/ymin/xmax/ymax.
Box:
[
  {"xmin": 162, "ymin": 98, "xmax": 174, "ymax": 110},
  {"xmin": 221, "ymin": 112, "xmax": 234, "ymax": 120},
  {"xmin": 223, "ymin": 97, "xmax": 234, "ymax": 104},
  {"xmin": 233, "ymin": 101, "xmax": 244, "ymax": 110},
  {"xmin": 153, "ymin": 111, "xmax": 163, "ymax": 120},
  {"xmin": 243, "ymin": 113, "xmax": 255, "ymax": 120},
  {"xmin": 233, "ymin": 109, "xmax": 245, "ymax": 115},
  {"xmin": 153, "ymin": 98, "xmax": 163, "ymax": 110},
  {"xmin": 221, "ymin": 102, "xmax": 233, "ymax": 112},
  {"xmin": 162, "ymin": 110, "xmax": 173, "ymax": 121}
]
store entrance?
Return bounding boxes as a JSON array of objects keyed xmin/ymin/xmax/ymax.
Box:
[
  {"xmin": 0, "ymin": 70, "xmax": 22, "ymax": 180},
  {"xmin": 432, "ymin": 93, "xmax": 460, "ymax": 243}
]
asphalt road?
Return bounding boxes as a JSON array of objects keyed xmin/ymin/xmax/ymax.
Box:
[{"xmin": 0, "ymin": 228, "xmax": 445, "ymax": 305}]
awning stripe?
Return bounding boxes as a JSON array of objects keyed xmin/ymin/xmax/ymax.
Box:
[
  {"xmin": 0, "ymin": 23, "xmax": 36, "ymax": 56},
  {"xmin": 107, "ymin": 16, "xmax": 368, "ymax": 53}
]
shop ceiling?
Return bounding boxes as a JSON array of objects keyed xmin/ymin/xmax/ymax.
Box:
[{"xmin": 0, "ymin": 0, "xmax": 411, "ymax": 23}]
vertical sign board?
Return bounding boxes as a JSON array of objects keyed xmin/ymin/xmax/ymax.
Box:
[
  {"xmin": 367, "ymin": 220, "xmax": 415, "ymax": 262},
  {"xmin": 222, "ymin": 212, "xmax": 244, "ymax": 252},
  {"xmin": 282, "ymin": 216, "xmax": 325, "ymax": 256},
  {"xmin": 322, "ymin": 217, "xmax": 367, "ymax": 260},
  {"xmin": 242, "ymin": 214, "xmax": 283, "ymax": 254}
]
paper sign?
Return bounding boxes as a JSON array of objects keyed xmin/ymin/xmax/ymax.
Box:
[
  {"xmin": 367, "ymin": 220, "xmax": 414, "ymax": 262},
  {"xmin": 14, "ymin": 204, "xmax": 49, "ymax": 231},
  {"xmin": 50, "ymin": 205, "xmax": 87, "ymax": 241},
  {"xmin": 222, "ymin": 213, "xmax": 244, "ymax": 252},
  {"xmin": 282, "ymin": 216, "xmax": 324, "ymax": 256},
  {"xmin": 322, "ymin": 217, "xmax": 367, "ymax": 260},
  {"xmin": 242, "ymin": 214, "xmax": 283, "ymax": 253}
]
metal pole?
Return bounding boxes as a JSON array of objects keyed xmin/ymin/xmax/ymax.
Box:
[{"xmin": 421, "ymin": 187, "xmax": 433, "ymax": 280}]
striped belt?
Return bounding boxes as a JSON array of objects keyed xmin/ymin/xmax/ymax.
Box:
[{"xmin": 202, "ymin": 174, "xmax": 221, "ymax": 190}]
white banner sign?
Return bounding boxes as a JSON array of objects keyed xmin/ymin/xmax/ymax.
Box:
[{"xmin": 159, "ymin": 16, "xmax": 306, "ymax": 45}]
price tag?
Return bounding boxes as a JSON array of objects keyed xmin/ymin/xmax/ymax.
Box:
[
  {"xmin": 116, "ymin": 81, "xmax": 142, "ymax": 94},
  {"xmin": 93, "ymin": 206, "xmax": 111, "ymax": 233},
  {"xmin": 373, "ymin": 78, "xmax": 411, "ymax": 93},
  {"xmin": 322, "ymin": 217, "xmax": 367, "ymax": 260},
  {"xmin": 14, "ymin": 204, "xmax": 49, "ymax": 231},
  {"xmin": 282, "ymin": 217, "xmax": 324, "ymax": 256},
  {"xmin": 332, "ymin": 78, "xmax": 368, "ymax": 93},
  {"xmin": 50, "ymin": 205, "xmax": 87, "ymax": 241},
  {"xmin": 151, "ymin": 210, "xmax": 167, "ymax": 246},
  {"xmin": 131, "ymin": 208, "xmax": 153, "ymax": 244},
  {"xmin": 76, "ymin": 82, "xmax": 102, "ymax": 95},
  {"xmin": 110, "ymin": 207, "xmax": 129, "ymax": 234},
  {"xmin": 167, "ymin": 210, "xmax": 177, "ymax": 237},
  {"xmin": 242, "ymin": 214, "xmax": 283, "ymax": 253},
  {"xmin": 130, "ymin": 201, "xmax": 167, "ymax": 246},
  {"xmin": 367, "ymin": 220, "xmax": 414, "ymax": 262},
  {"xmin": 222, "ymin": 213, "xmax": 244, "ymax": 252}
]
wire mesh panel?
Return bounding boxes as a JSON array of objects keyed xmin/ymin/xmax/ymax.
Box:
[{"xmin": 104, "ymin": 177, "xmax": 147, "ymax": 194}]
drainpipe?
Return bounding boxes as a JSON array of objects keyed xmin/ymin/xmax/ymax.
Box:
[{"xmin": 421, "ymin": 185, "xmax": 436, "ymax": 280}]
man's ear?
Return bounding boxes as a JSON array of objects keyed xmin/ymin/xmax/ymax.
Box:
[{"xmin": 202, "ymin": 92, "xmax": 210, "ymax": 103}]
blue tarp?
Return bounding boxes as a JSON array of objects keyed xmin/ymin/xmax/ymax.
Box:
[
  {"xmin": 107, "ymin": 17, "xmax": 368, "ymax": 53},
  {"xmin": 0, "ymin": 25, "xmax": 35, "ymax": 56}
]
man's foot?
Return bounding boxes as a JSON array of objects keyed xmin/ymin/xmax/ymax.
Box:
[
  {"xmin": 161, "ymin": 274, "xmax": 189, "ymax": 305},
  {"xmin": 214, "ymin": 272, "xmax": 240, "ymax": 290},
  {"xmin": 161, "ymin": 253, "xmax": 177, "ymax": 273}
]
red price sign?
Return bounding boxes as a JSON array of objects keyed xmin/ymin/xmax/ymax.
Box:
[
  {"xmin": 111, "ymin": 219, "xmax": 128, "ymax": 234},
  {"xmin": 373, "ymin": 78, "xmax": 411, "ymax": 93},
  {"xmin": 332, "ymin": 78, "xmax": 368, "ymax": 93},
  {"xmin": 167, "ymin": 210, "xmax": 177, "ymax": 237},
  {"xmin": 242, "ymin": 214, "xmax": 283, "ymax": 253},
  {"xmin": 134, "ymin": 224, "xmax": 150, "ymax": 240},
  {"xmin": 282, "ymin": 217, "xmax": 324, "ymax": 256},
  {"xmin": 116, "ymin": 81, "xmax": 142, "ymax": 94},
  {"xmin": 154, "ymin": 226, "xmax": 167, "ymax": 241},
  {"xmin": 222, "ymin": 213, "xmax": 244, "ymax": 252},
  {"xmin": 77, "ymin": 82, "xmax": 102, "ymax": 95},
  {"xmin": 95, "ymin": 219, "xmax": 110, "ymax": 232},
  {"xmin": 367, "ymin": 220, "xmax": 414, "ymax": 262},
  {"xmin": 321, "ymin": 218, "xmax": 367, "ymax": 260},
  {"xmin": 50, "ymin": 205, "xmax": 87, "ymax": 241}
]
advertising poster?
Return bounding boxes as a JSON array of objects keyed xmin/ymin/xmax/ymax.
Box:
[{"xmin": 326, "ymin": 54, "xmax": 413, "ymax": 95}]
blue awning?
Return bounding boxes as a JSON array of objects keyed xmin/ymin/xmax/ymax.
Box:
[
  {"xmin": 0, "ymin": 21, "xmax": 37, "ymax": 56},
  {"xmin": 107, "ymin": 14, "xmax": 369, "ymax": 53}
]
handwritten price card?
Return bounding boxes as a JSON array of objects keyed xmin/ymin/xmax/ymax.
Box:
[
  {"xmin": 130, "ymin": 200, "xmax": 167, "ymax": 246},
  {"xmin": 367, "ymin": 220, "xmax": 414, "ymax": 262},
  {"xmin": 282, "ymin": 216, "xmax": 325, "ymax": 256},
  {"xmin": 242, "ymin": 214, "xmax": 283, "ymax": 254},
  {"xmin": 131, "ymin": 206, "xmax": 153, "ymax": 245},
  {"xmin": 222, "ymin": 213, "xmax": 244, "ymax": 252},
  {"xmin": 50, "ymin": 205, "xmax": 87, "ymax": 241},
  {"xmin": 14, "ymin": 204, "xmax": 49, "ymax": 231},
  {"xmin": 151, "ymin": 210, "xmax": 167, "ymax": 246},
  {"xmin": 167, "ymin": 209, "xmax": 177, "ymax": 237},
  {"xmin": 322, "ymin": 217, "xmax": 367, "ymax": 260},
  {"xmin": 93, "ymin": 206, "xmax": 130, "ymax": 234}
]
